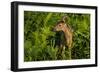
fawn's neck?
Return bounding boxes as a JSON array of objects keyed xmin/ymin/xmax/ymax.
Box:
[{"xmin": 62, "ymin": 26, "xmax": 70, "ymax": 41}]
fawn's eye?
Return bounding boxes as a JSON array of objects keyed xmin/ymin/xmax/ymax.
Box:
[{"xmin": 59, "ymin": 25, "xmax": 61, "ymax": 26}]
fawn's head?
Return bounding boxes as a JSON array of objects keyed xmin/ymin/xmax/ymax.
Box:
[
  {"xmin": 53, "ymin": 20, "xmax": 66, "ymax": 32},
  {"xmin": 53, "ymin": 16, "xmax": 68, "ymax": 32}
]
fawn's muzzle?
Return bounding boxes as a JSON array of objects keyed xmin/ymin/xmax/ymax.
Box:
[
  {"xmin": 51, "ymin": 27, "xmax": 57, "ymax": 32},
  {"xmin": 53, "ymin": 28, "xmax": 57, "ymax": 32}
]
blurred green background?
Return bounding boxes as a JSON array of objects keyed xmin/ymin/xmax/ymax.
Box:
[{"xmin": 24, "ymin": 11, "xmax": 90, "ymax": 62}]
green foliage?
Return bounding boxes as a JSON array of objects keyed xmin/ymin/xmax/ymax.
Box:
[{"xmin": 24, "ymin": 11, "xmax": 90, "ymax": 61}]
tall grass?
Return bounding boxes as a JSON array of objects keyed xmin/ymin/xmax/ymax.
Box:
[{"xmin": 24, "ymin": 11, "xmax": 90, "ymax": 61}]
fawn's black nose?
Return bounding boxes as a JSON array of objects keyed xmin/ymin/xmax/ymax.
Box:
[{"xmin": 53, "ymin": 28, "xmax": 56, "ymax": 32}]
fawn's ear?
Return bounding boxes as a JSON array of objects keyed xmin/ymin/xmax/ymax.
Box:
[{"xmin": 62, "ymin": 16, "xmax": 69, "ymax": 23}]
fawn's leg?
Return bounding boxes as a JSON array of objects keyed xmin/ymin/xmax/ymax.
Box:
[
  {"xmin": 57, "ymin": 46, "xmax": 62, "ymax": 60},
  {"xmin": 57, "ymin": 44, "xmax": 65, "ymax": 59},
  {"xmin": 67, "ymin": 39, "xmax": 72, "ymax": 60},
  {"xmin": 68, "ymin": 47, "xmax": 71, "ymax": 60},
  {"xmin": 61, "ymin": 46, "xmax": 66, "ymax": 59}
]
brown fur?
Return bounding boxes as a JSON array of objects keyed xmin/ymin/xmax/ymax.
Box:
[
  {"xmin": 54, "ymin": 16, "xmax": 73, "ymax": 49},
  {"xmin": 53, "ymin": 16, "xmax": 73, "ymax": 59}
]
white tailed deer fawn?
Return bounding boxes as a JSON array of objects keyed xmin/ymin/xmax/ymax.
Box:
[{"xmin": 53, "ymin": 16, "xmax": 73, "ymax": 59}]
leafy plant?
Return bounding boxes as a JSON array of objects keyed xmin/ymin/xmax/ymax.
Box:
[{"xmin": 24, "ymin": 11, "xmax": 90, "ymax": 61}]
